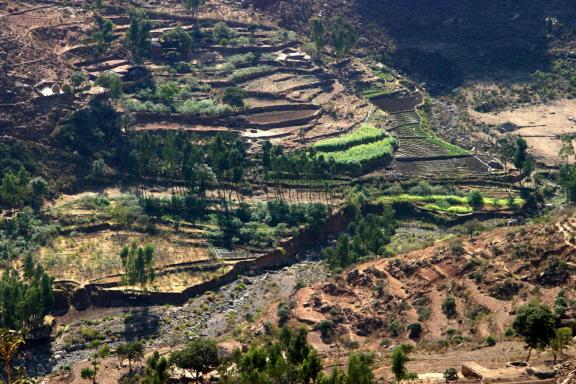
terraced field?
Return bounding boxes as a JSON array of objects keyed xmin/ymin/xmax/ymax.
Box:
[
  {"xmin": 369, "ymin": 92, "xmax": 491, "ymax": 178},
  {"xmin": 68, "ymin": 14, "xmax": 370, "ymax": 152}
]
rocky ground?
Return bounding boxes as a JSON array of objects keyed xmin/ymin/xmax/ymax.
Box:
[{"xmin": 23, "ymin": 256, "xmax": 330, "ymax": 377}]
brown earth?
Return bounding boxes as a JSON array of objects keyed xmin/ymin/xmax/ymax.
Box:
[{"xmin": 468, "ymin": 99, "xmax": 576, "ymax": 166}]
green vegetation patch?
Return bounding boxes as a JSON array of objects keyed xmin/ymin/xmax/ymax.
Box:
[
  {"xmin": 425, "ymin": 136, "xmax": 471, "ymax": 156},
  {"xmin": 317, "ymin": 137, "xmax": 396, "ymax": 168},
  {"xmin": 376, "ymin": 193, "xmax": 524, "ymax": 215},
  {"xmin": 361, "ymin": 88, "xmax": 394, "ymax": 99},
  {"xmin": 312, "ymin": 124, "xmax": 387, "ymax": 152},
  {"xmin": 228, "ymin": 65, "xmax": 273, "ymax": 82}
]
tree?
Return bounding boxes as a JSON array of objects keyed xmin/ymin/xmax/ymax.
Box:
[
  {"xmin": 309, "ymin": 17, "xmax": 326, "ymax": 59},
  {"xmin": 161, "ymin": 27, "xmax": 194, "ymax": 60},
  {"xmin": 125, "ymin": 9, "xmax": 151, "ymax": 63},
  {"xmin": 559, "ymin": 136, "xmax": 575, "ymax": 162},
  {"xmin": 441, "ymin": 297, "xmax": 457, "ymax": 319},
  {"xmin": 550, "ymin": 327, "xmax": 572, "ymax": 364},
  {"xmin": 301, "ymin": 349, "xmax": 323, "ymax": 384},
  {"xmin": 558, "ymin": 163, "xmax": 576, "ymax": 203},
  {"xmin": 407, "ymin": 322, "xmax": 423, "ymax": 340},
  {"xmin": 93, "ymin": 19, "xmax": 114, "ymax": 51},
  {"xmin": 347, "ymin": 353, "xmax": 374, "ymax": 384},
  {"xmin": 467, "ymin": 190, "xmax": 484, "ymax": 208},
  {"xmin": 277, "ymin": 300, "xmax": 290, "ymax": 326},
  {"xmin": 120, "ymin": 243, "xmax": 155, "ymax": 292},
  {"xmin": 512, "ymin": 302, "xmax": 556, "ymax": 362},
  {"xmin": 332, "ymin": 17, "xmax": 357, "ymax": 58},
  {"xmin": 184, "ymin": 0, "xmax": 205, "ymax": 22},
  {"xmin": 96, "ymin": 72, "xmax": 123, "ymax": 99},
  {"xmin": 462, "ymin": 219, "xmax": 481, "ymax": 239},
  {"xmin": 70, "ymin": 71, "xmax": 88, "ymax": 91},
  {"xmin": 497, "ymin": 136, "xmax": 517, "ymax": 173},
  {"xmin": 0, "ymin": 330, "xmax": 24, "ymax": 384},
  {"xmin": 117, "ymin": 341, "xmax": 144, "ymax": 373},
  {"xmin": 391, "ymin": 347, "xmax": 408, "ymax": 382},
  {"xmin": 222, "ymin": 87, "xmax": 247, "ymax": 109},
  {"xmin": 444, "ymin": 368, "xmax": 459, "ymax": 382},
  {"xmin": 513, "ymin": 137, "xmax": 528, "ymax": 170},
  {"xmin": 170, "ymin": 338, "xmax": 219, "ymax": 382},
  {"xmin": 145, "ymin": 352, "xmax": 169, "ymax": 384},
  {"xmin": 82, "ymin": 346, "xmax": 110, "ymax": 384}
]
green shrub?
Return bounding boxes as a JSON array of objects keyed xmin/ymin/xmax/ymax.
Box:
[
  {"xmin": 226, "ymin": 52, "xmax": 256, "ymax": 67},
  {"xmin": 407, "ymin": 322, "xmax": 423, "ymax": 339},
  {"xmin": 213, "ymin": 22, "xmax": 235, "ymax": 40},
  {"xmin": 485, "ymin": 335, "xmax": 497, "ymax": 346},
  {"xmin": 176, "ymin": 99, "xmax": 231, "ymax": 116},
  {"xmin": 228, "ymin": 65, "xmax": 272, "ymax": 82},
  {"xmin": 444, "ymin": 368, "xmax": 459, "ymax": 381},
  {"xmin": 441, "ymin": 297, "xmax": 457, "ymax": 318}
]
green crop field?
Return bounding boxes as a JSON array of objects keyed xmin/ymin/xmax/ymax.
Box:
[
  {"xmin": 312, "ymin": 124, "xmax": 387, "ymax": 152},
  {"xmin": 317, "ymin": 137, "xmax": 397, "ymax": 167},
  {"xmin": 376, "ymin": 193, "xmax": 525, "ymax": 215}
]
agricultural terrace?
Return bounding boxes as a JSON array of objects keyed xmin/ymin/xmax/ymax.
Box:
[
  {"xmin": 312, "ymin": 124, "xmax": 387, "ymax": 152},
  {"xmin": 316, "ymin": 137, "xmax": 397, "ymax": 173},
  {"xmin": 39, "ymin": 189, "xmax": 329, "ymax": 291},
  {"xmin": 77, "ymin": 14, "xmax": 371, "ymax": 155},
  {"xmin": 374, "ymin": 182, "xmax": 524, "ymax": 215}
]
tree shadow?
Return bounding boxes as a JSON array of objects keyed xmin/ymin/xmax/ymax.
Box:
[{"xmin": 122, "ymin": 307, "xmax": 161, "ymax": 341}]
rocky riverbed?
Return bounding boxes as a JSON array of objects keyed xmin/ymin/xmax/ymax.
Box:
[{"xmin": 24, "ymin": 257, "xmax": 330, "ymax": 377}]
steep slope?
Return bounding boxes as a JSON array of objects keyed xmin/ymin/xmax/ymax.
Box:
[
  {"xmin": 250, "ymin": 0, "xmax": 576, "ymax": 90},
  {"xmin": 290, "ymin": 215, "xmax": 575, "ymax": 347}
]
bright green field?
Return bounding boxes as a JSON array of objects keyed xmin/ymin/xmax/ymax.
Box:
[
  {"xmin": 312, "ymin": 124, "xmax": 387, "ymax": 152},
  {"xmin": 376, "ymin": 194, "xmax": 525, "ymax": 214},
  {"xmin": 317, "ymin": 137, "xmax": 397, "ymax": 167}
]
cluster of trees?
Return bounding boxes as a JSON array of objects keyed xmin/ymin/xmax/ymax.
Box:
[
  {"xmin": 0, "ymin": 255, "xmax": 54, "ymax": 333},
  {"xmin": 59, "ymin": 98, "xmax": 123, "ymax": 159},
  {"xmin": 120, "ymin": 243, "xmax": 156, "ymax": 292},
  {"xmin": 308, "ymin": 16, "xmax": 358, "ymax": 59},
  {"xmin": 0, "ymin": 168, "xmax": 48, "ymax": 210},
  {"xmin": 217, "ymin": 200, "xmax": 327, "ymax": 247},
  {"xmin": 127, "ymin": 132, "xmax": 247, "ymax": 188},
  {"xmin": 80, "ymin": 327, "xmax": 375, "ymax": 384},
  {"xmin": 512, "ymin": 301, "xmax": 573, "ymax": 363},
  {"xmin": 497, "ymin": 136, "xmax": 534, "ymax": 176},
  {"xmin": 219, "ymin": 327, "xmax": 374, "ymax": 384},
  {"xmin": 92, "ymin": 18, "xmax": 114, "ymax": 52},
  {"xmin": 324, "ymin": 205, "xmax": 396, "ymax": 271},
  {"xmin": 125, "ymin": 9, "xmax": 152, "ymax": 63},
  {"xmin": 262, "ymin": 142, "xmax": 338, "ymax": 178}
]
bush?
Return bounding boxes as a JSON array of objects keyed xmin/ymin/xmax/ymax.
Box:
[
  {"xmin": 450, "ymin": 241, "xmax": 464, "ymax": 255},
  {"xmin": 467, "ymin": 190, "xmax": 484, "ymax": 207},
  {"xmin": 277, "ymin": 301, "xmax": 290, "ymax": 325},
  {"xmin": 444, "ymin": 368, "xmax": 459, "ymax": 381},
  {"xmin": 229, "ymin": 65, "xmax": 272, "ymax": 81},
  {"xmin": 407, "ymin": 322, "xmax": 423, "ymax": 339},
  {"xmin": 213, "ymin": 22, "xmax": 235, "ymax": 40},
  {"xmin": 315, "ymin": 320, "xmax": 334, "ymax": 339},
  {"xmin": 485, "ymin": 335, "xmax": 497, "ymax": 346},
  {"xmin": 176, "ymin": 99, "xmax": 231, "ymax": 116},
  {"xmin": 441, "ymin": 297, "xmax": 457, "ymax": 318},
  {"xmin": 96, "ymin": 72, "xmax": 123, "ymax": 99},
  {"xmin": 222, "ymin": 87, "xmax": 247, "ymax": 109},
  {"xmin": 226, "ymin": 52, "xmax": 256, "ymax": 67}
]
